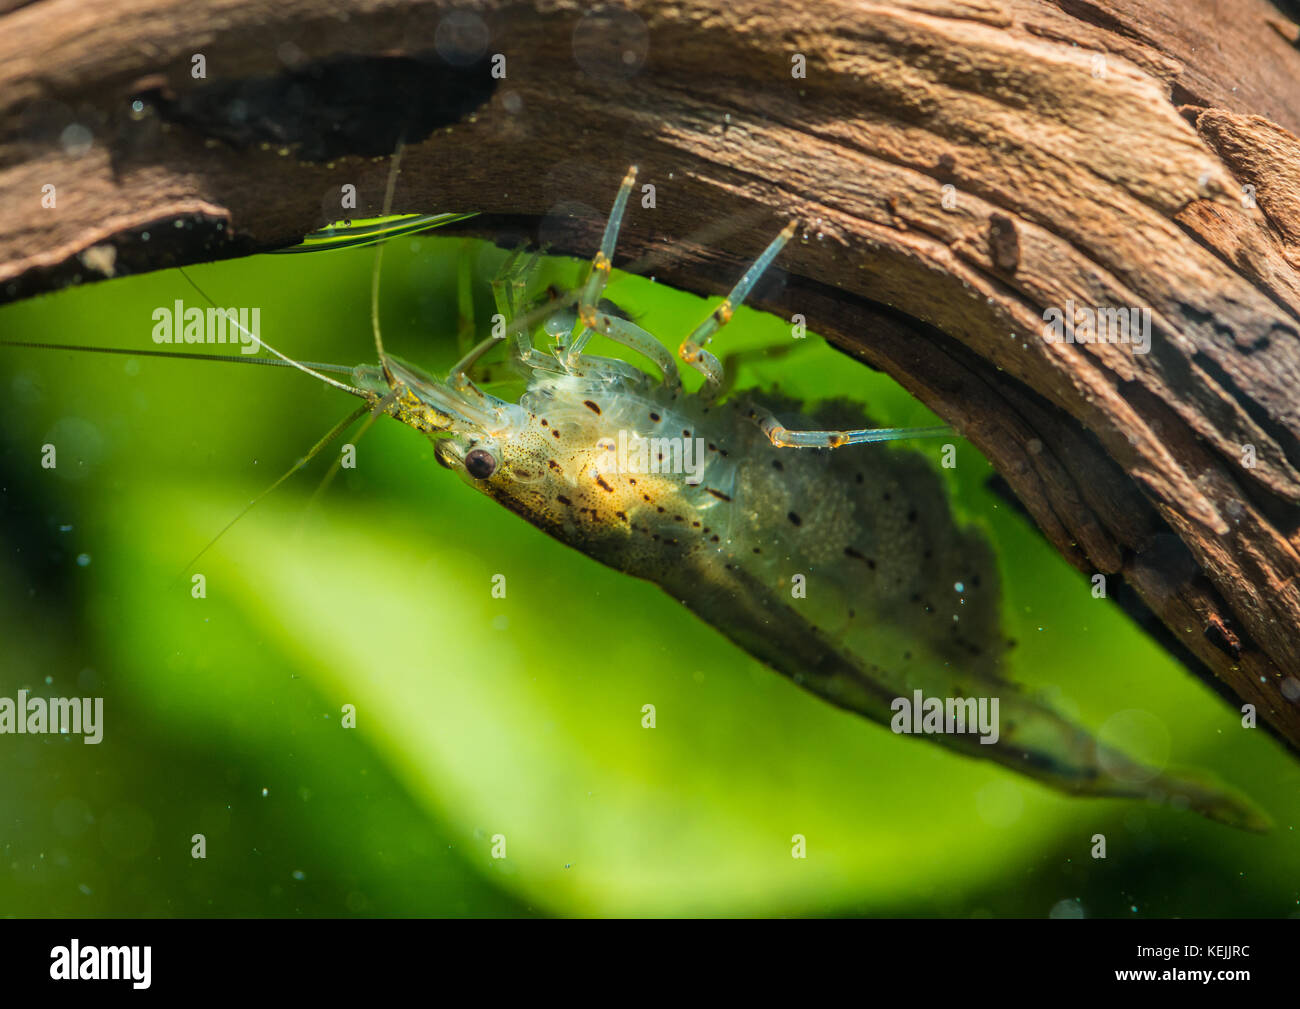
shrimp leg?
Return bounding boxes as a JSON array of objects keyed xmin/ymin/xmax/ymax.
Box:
[
  {"xmin": 491, "ymin": 247, "xmax": 555, "ymax": 370},
  {"xmin": 679, "ymin": 220, "xmax": 798, "ymax": 400},
  {"xmin": 575, "ymin": 310, "xmax": 683, "ymax": 390},
  {"xmin": 743, "ymin": 401, "xmax": 950, "ymax": 448},
  {"xmin": 566, "ymin": 166, "xmax": 638, "ymax": 364}
]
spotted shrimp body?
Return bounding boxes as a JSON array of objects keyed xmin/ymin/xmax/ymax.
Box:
[
  {"xmin": 153, "ymin": 166, "xmax": 1274, "ymax": 831},
  {"xmin": 423, "ymin": 315, "xmax": 1270, "ymax": 830}
]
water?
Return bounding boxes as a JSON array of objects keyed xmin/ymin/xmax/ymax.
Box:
[{"xmin": 0, "ymin": 234, "xmax": 1294, "ymax": 917}]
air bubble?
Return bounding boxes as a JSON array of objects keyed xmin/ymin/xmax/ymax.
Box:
[
  {"xmin": 572, "ymin": 8, "xmax": 649, "ymax": 79},
  {"xmin": 60, "ymin": 123, "xmax": 93, "ymax": 157},
  {"xmin": 1049, "ymin": 899, "xmax": 1084, "ymax": 919},
  {"xmin": 436, "ymin": 10, "xmax": 490, "ymax": 66}
]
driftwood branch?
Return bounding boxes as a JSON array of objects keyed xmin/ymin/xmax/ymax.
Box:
[{"xmin": 3, "ymin": 0, "xmax": 1300, "ymax": 747}]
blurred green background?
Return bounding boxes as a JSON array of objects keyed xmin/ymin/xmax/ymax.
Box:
[{"xmin": 0, "ymin": 228, "xmax": 1296, "ymax": 917}]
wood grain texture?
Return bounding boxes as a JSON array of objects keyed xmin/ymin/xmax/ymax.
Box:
[{"xmin": 2, "ymin": 0, "xmax": 1299, "ymax": 748}]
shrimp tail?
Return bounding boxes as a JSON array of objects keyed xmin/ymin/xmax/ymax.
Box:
[
  {"xmin": 671, "ymin": 558, "xmax": 1272, "ymax": 833},
  {"xmin": 960, "ymin": 684, "xmax": 1274, "ymax": 833},
  {"xmin": 1118, "ymin": 763, "xmax": 1273, "ymax": 834}
]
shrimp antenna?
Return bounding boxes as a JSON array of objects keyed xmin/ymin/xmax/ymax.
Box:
[
  {"xmin": 165, "ymin": 260, "xmax": 388, "ymax": 579},
  {"xmin": 177, "ymin": 267, "xmax": 370, "ymax": 400},
  {"xmin": 295, "ymin": 388, "xmax": 400, "ymax": 545},
  {"xmin": 172, "ymin": 403, "xmax": 371, "ymax": 583},
  {"xmin": 371, "ymin": 136, "xmax": 405, "ymax": 370},
  {"xmin": 0, "ymin": 339, "xmax": 357, "ymax": 376}
]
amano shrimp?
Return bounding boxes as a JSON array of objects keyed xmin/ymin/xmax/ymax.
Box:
[
  {"xmin": 339, "ymin": 167, "xmax": 1268, "ymax": 831},
  {"xmin": 7, "ymin": 166, "xmax": 1270, "ymax": 832}
]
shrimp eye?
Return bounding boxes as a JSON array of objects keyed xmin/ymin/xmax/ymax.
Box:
[{"xmin": 464, "ymin": 447, "xmax": 497, "ymax": 479}]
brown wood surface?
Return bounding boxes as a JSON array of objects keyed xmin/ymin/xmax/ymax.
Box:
[{"xmin": 2, "ymin": 0, "xmax": 1299, "ymax": 748}]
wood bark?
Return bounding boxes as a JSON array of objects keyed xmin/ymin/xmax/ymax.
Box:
[{"xmin": 3, "ymin": 0, "xmax": 1300, "ymax": 748}]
